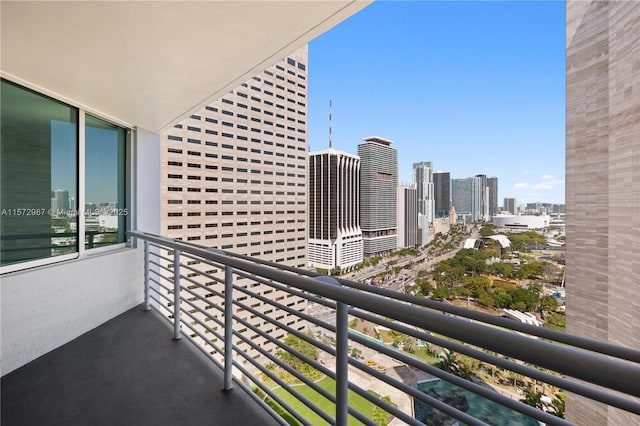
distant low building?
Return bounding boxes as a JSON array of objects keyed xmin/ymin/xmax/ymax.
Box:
[{"xmin": 492, "ymin": 214, "xmax": 550, "ymax": 230}]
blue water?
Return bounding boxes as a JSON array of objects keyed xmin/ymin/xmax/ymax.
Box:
[{"xmin": 415, "ymin": 379, "xmax": 539, "ymax": 426}]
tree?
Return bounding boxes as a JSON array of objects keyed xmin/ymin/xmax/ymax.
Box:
[
  {"xmin": 549, "ymin": 392, "xmax": 565, "ymax": 418},
  {"xmin": 540, "ymin": 295, "xmax": 560, "ymax": 313},
  {"xmin": 520, "ymin": 385, "xmax": 544, "ymax": 410}
]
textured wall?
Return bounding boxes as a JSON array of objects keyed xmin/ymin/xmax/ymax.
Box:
[{"xmin": 566, "ymin": 1, "xmax": 640, "ymax": 424}]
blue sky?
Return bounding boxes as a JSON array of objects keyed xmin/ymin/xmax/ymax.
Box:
[{"xmin": 308, "ymin": 1, "xmax": 566, "ymax": 205}]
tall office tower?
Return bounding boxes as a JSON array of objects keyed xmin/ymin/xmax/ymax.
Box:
[
  {"xmin": 397, "ymin": 186, "xmax": 418, "ymax": 248},
  {"xmin": 475, "ymin": 174, "xmax": 489, "ymax": 221},
  {"xmin": 452, "ymin": 176, "xmax": 485, "ymax": 223},
  {"xmin": 308, "ymin": 148, "xmax": 362, "ymax": 271},
  {"xmin": 452, "ymin": 178, "xmax": 472, "ymax": 222},
  {"xmin": 487, "ymin": 176, "xmax": 498, "ymax": 217},
  {"xmin": 412, "ymin": 161, "xmax": 435, "ymax": 224},
  {"xmin": 358, "ymin": 136, "xmax": 398, "ymax": 255},
  {"xmin": 160, "ymin": 46, "xmax": 309, "ymax": 361},
  {"xmin": 433, "ymin": 171, "xmax": 451, "ymax": 218},
  {"xmin": 503, "ymin": 197, "xmax": 517, "ymax": 215},
  {"xmin": 566, "ymin": 2, "xmax": 640, "ymax": 425}
]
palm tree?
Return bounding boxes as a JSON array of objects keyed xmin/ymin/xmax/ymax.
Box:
[{"xmin": 520, "ymin": 385, "xmax": 544, "ymax": 410}]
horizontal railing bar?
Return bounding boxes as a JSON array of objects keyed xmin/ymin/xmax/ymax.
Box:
[
  {"xmin": 348, "ymin": 332, "xmax": 572, "ymax": 426},
  {"xmin": 209, "ymin": 236, "xmax": 640, "ymax": 364},
  {"xmin": 150, "ymin": 288, "xmax": 173, "ymax": 306},
  {"xmin": 176, "ymin": 263, "xmax": 225, "ymax": 287},
  {"xmin": 226, "ymin": 322, "xmax": 339, "ymax": 424},
  {"xmin": 179, "ymin": 285, "xmax": 224, "ymax": 318},
  {"xmin": 149, "ymin": 259, "xmax": 175, "ymax": 276},
  {"xmin": 230, "ymin": 305, "xmax": 338, "ymax": 380},
  {"xmin": 178, "ymin": 274, "xmax": 224, "ymax": 300},
  {"xmin": 340, "ymin": 279, "xmax": 640, "ymax": 364},
  {"xmin": 233, "ymin": 269, "xmax": 336, "ymax": 310},
  {"xmin": 180, "ymin": 318, "xmax": 224, "ymax": 358},
  {"xmin": 148, "ymin": 251, "xmax": 172, "ymax": 264},
  {"xmin": 228, "ymin": 346, "xmax": 315, "ymax": 426},
  {"xmin": 179, "ymin": 298, "xmax": 224, "ymax": 341},
  {"xmin": 231, "ymin": 282, "xmax": 337, "ymax": 334},
  {"xmin": 149, "ymin": 276, "xmax": 172, "ymax": 293},
  {"xmin": 352, "ymin": 308, "xmax": 640, "ymax": 415},
  {"xmin": 129, "ymin": 231, "xmax": 640, "ymax": 414}
]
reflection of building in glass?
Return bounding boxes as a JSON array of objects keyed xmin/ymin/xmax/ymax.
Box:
[
  {"xmin": 308, "ymin": 148, "xmax": 362, "ymax": 271},
  {"xmin": 358, "ymin": 136, "xmax": 398, "ymax": 256},
  {"xmin": 51, "ymin": 189, "xmax": 69, "ymax": 212}
]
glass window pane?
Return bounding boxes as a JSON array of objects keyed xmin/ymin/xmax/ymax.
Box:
[
  {"xmin": 1, "ymin": 79, "xmax": 79, "ymax": 266},
  {"xmin": 85, "ymin": 115, "xmax": 126, "ymax": 249}
]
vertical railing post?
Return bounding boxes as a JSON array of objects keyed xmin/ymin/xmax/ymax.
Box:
[
  {"xmin": 224, "ymin": 265, "xmax": 234, "ymax": 391},
  {"xmin": 143, "ymin": 240, "xmax": 150, "ymax": 311},
  {"xmin": 314, "ymin": 276, "xmax": 348, "ymax": 425},
  {"xmin": 173, "ymin": 249, "xmax": 181, "ymax": 340}
]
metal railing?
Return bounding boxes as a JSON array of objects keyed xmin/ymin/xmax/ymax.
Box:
[{"xmin": 128, "ymin": 230, "xmax": 640, "ymax": 426}]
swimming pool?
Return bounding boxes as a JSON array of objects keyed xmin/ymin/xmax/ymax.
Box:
[{"xmin": 415, "ymin": 379, "xmax": 540, "ymax": 426}]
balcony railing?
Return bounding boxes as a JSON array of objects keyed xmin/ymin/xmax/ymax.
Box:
[{"xmin": 128, "ymin": 230, "xmax": 640, "ymax": 426}]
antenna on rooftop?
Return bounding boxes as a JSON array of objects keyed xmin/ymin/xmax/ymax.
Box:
[{"xmin": 329, "ymin": 99, "xmax": 332, "ymax": 148}]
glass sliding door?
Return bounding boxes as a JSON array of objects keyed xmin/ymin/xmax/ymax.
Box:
[{"xmin": 0, "ymin": 79, "xmax": 78, "ymax": 266}]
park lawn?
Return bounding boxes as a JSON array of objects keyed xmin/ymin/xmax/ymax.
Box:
[{"xmin": 268, "ymin": 375, "xmax": 380, "ymax": 426}]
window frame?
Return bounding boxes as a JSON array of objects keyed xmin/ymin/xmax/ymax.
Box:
[{"xmin": 1, "ymin": 77, "xmax": 133, "ymax": 275}]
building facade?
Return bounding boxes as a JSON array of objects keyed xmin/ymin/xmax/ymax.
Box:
[
  {"xmin": 308, "ymin": 148, "xmax": 362, "ymax": 271},
  {"xmin": 503, "ymin": 197, "xmax": 517, "ymax": 215},
  {"xmin": 566, "ymin": 2, "xmax": 640, "ymax": 424},
  {"xmin": 487, "ymin": 176, "xmax": 498, "ymax": 217},
  {"xmin": 358, "ymin": 136, "xmax": 398, "ymax": 255},
  {"xmin": 433, "ymin": 171, "xmax": 451, "ymax": 218},
  {"xmin": 397, "ymin": 186, "xmax": 418, "ymax": 248},
  {"xmin": 160, "ymin": 47, "xmax": 309, "ymax": 361},
  {"xmin": 412, "ymin": 161, "xmax": 435, "ymax": 224},
  {"xmin": 452, "ymin": 176, "xmax": 486, "ymax": 223}
]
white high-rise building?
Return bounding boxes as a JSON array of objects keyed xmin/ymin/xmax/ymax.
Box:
[
  {"xmin": 412, "ymin": 161, "xmax": 435, "ymax": 225},
  {"xmin": 308, "ymin": 148, "xmax": 362, "ymax": 271}
]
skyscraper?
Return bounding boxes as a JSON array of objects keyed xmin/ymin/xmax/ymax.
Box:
[
  {"xmin": 566, "ymin": 2, "xmax": 640, "ymax": 424},
  {"xmin": 503, "ymin": 197, "xmax": 517, "ymax": 215},
  {"xmin": 475, "ymin": 174, "xmax": 489, "ymax": 221},
  {"xmin": 433, "ymin": 171, "xmax": 451, "ymax": 218},
  {"xmin": 487, "ymin": 176, "xmax": 498, "ymax": 217},
  {"xmin": 308, "ymin": 148, "xmax": 362, "ymax": 271},
  {"xmin": 160, "ymin": 46, "xmax": 309, "ymax": 360},
  {"xmin": 397, "ymin": 185, "xmax": 418, "ymax": 248},
  {"xmin": 452, "ymin": 176, "xmax": 486, "ymax": 223},
  {"xmin": 412, "ymin": 161, "xmax": 435, "ymax": 224},
  {"xmin": 358, "ymin": 136, "xmax": 398, "ymax": 255}
]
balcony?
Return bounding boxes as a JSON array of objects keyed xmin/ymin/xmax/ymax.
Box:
[{"xmin": 2, "ymin": 230, "xmax": 640, "ymax": 426}]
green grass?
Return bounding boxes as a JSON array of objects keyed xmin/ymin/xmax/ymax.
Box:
[
  {"xmin": 264, "ymin": 376, "xmax": 383, "ymax": 426},
  {"xmin": 412, "ymin": 346, "xmax": 440, "ymax": 365}
]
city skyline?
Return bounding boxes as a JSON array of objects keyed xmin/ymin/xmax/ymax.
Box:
[{"xmin": 307, "ymin": 1, "xmax": 565, "ymax": 205}]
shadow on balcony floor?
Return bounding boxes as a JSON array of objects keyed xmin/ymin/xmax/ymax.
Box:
[{"xmin": 1, "ymin": 305, "xmax": 281, "ymax": 426}]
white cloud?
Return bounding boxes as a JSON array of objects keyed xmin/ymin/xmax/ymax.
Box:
[
  {"xmin": 541, "ymin": 174, "xmax": 554, "ymax": 180},
  {"xmin": 523, "ymin": 170, "xmax": 531, "ymax": 175},
  {"xmin": 514, "ymin": 182, "xmax": 529, "ymax": 189},
  {"xmin": 533, "ymin": 182, "xmax": 555, "ymax": 190}
]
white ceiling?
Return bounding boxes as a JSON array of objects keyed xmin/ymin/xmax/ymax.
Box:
[{"xmin": 1, "ymin": 1, "xmax": 370, "ymax": 133}]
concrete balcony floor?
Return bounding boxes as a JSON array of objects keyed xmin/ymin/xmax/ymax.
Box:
[{"xmin": 1, "ymin": 305, "xmax": 280, "ymax": 426}]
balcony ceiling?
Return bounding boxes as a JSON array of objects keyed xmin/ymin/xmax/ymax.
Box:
[{"xmin": 1, "ymin": 1, "xmax": 370, "ymax": 133}]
